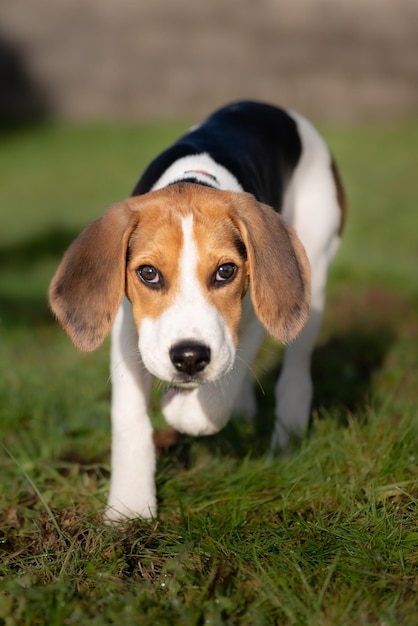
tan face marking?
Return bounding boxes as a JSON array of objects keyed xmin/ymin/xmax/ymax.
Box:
[
  {"xmin": 192, "ymin": 204, "xmax": 249, "ymax": 344},
  {"xmin": 123, "ymin": 186, "xmax": 251, "ymax": 385},
  {"xmin": 126, "ymin": 204, "xmax": 185, "ymax": 329},
  {"xmin": 126, "ymin": 188, "xmax": 249, "ymax": 344},
  {"xmin": 49, "ymin": 182, "xmax": 310, "ymax": 367}
]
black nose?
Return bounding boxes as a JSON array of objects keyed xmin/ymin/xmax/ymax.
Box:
[{"xmin": 169, "ymin": 341, "xmax": 211, "ymax": 376}]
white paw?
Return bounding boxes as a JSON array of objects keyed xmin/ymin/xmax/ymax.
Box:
[
  {"xmin": 272, "ymin": 367, "xmax": 312, "ymax": 452},
  {"xmin": 104, "ymin": 496, "xmax": 157, "ymax": 523}
]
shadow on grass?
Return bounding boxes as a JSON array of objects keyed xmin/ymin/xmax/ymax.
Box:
[
  {"xmin": 190, "ymin": 326, "xmax": 395, "ymax": 461},
  {"xmin": 311, "ymin": 328, "xmax": 394, "ymax": 417},
  {"xmin": 0, "ymin": 294, "xmax": 52, "ymax": 326},
  {"xmin": 0, "ymin": 227, "xmax": 77, "ymax": 267},
  {"xmin": 0, "ymin": 227, "xmax": 78, "ymax": 326}
]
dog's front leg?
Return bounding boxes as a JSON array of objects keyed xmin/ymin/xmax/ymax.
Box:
[
  {"xmin": 105, "ymin": 298, "xmax": 156, "ymax": 522},
  {"xmin": 271, "ymin": 309, "xmax": 321, "ymax": 452}
]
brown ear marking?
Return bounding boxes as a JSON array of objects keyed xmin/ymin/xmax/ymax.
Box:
[
  {"xmin": 230, "ymin": 193, "xmax": 311, "ymax": 344},
  {"xmin": 48, "ymin": 201, "xmax": 137, "ymax": 352}
]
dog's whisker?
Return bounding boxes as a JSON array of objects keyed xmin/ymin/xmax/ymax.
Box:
[{"xmin": 235, "ymin": 353, "xmax": 265, "ymax": 396}]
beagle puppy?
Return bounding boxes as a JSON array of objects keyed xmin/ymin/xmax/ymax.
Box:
[{"xmin": 49, "ymin": 101, "xmax": 346, "ymax": 521}]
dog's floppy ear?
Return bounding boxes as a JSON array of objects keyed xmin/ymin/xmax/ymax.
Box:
[
  {"xmin": 231, "ymin": 193, "xmax": 311, "ymax": 344},
  {"xmin": 49, "ymin": 201, "xmax": 137, "ymax": 352}
]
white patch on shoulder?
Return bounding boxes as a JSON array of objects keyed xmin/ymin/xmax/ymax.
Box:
[
  {"xmin": 137, "ymin": 213, "xmax": 236, "ymax": 384},
  {"xmin": 282, "ymin": 110, "xmax": 342, "ymax": 271},
  {"xmin": 151, "ymin": 153, "xmax": 243, "ymax": 192}
]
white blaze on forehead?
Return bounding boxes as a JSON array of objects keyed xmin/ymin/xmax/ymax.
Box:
[
  {"xmin": 168, "ymin": 213, "xmax": 230, "ymax": 345},
  {"xmin": 178, "ymin": 213, "xmax": 199, "ymax": 302},
  {"xmin": 137, "ymin": 212, "xmax": 236, "ymax": 383},
  {"xmin": 160, "ymin": 212, "xmax": 213, "ymax": 342}
]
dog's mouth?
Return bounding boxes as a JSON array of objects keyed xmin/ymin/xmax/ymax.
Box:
[
  {"xmin": 162, "ymin": 372, "xmax": 211, "ymax": 396},
  {"xmin": 166, "ymin": 379, "xmax": 201, "ymax": 392},
  {"xmin": 162, "ymin": 383, "xmax": 197, "ymax": 405}
]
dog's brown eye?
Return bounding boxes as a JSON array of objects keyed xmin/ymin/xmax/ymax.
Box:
[
  {"xmin": 137, "ymin": 265, "xmax": 163, "ymax": 289},
  {"xmin": 214, "ymin": 263, "xmax": 237, "ymax": 285}
]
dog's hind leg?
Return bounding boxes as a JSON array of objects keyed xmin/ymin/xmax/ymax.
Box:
[
  {"xmin": 271, "ymin": 114, "xmax": 343, "ymax": 453},
  {"xmin": 271, "ymin": 214, "xmax": 341, "ymax": 452},
  {"xmin": 271, "ymin": 263, "xmax": 328, "ymax": 452}
]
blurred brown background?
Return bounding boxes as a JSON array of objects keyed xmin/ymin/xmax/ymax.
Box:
[{"xmin": 1, "ymin": 0, "xmax": 417, "ymax": 123}]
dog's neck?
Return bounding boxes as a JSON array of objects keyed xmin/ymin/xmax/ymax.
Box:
[
  {"xmin": 168, "ymin": 169, "xmax": 220, "ymax": 190},
  {"xmin": 184, "ymin": 169, "xmax": 219, "ymax": 184},
  {"xmin": 150, "ymin": 154, "xmax": 243, "ymax": 193}
]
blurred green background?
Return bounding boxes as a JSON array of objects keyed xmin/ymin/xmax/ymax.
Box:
[{"xmin": 1, "ymin": 4, "xmax": 417, "ymax": 623}]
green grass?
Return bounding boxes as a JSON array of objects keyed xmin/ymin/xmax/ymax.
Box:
[{"xmin": 0, "ymin": 118, "xmax": 417, "ymax": 625}]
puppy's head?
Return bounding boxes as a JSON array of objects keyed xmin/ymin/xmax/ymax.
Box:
[{"xmin": 49, "ymin": 184, "xmax": 310, "ymax": 386}]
